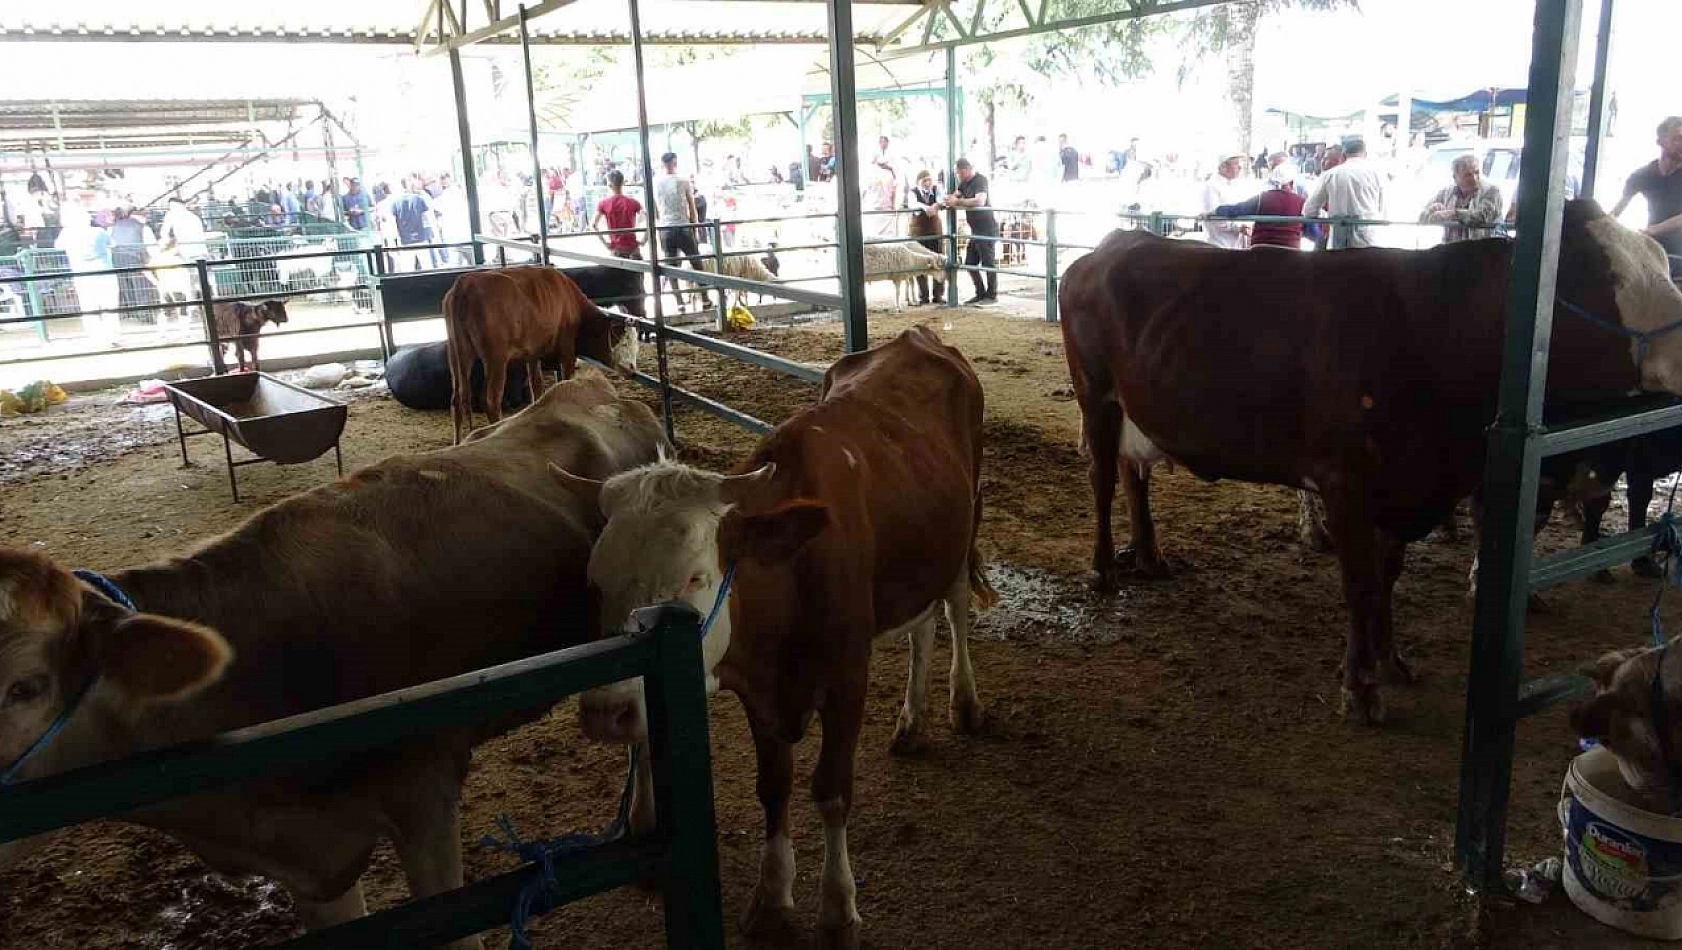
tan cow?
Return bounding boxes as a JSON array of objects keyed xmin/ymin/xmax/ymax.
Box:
[
  {"xmin": 0, "ymin": 370, "xmax": 665, "ymax": 949},
  {"xmin": 557, "ymin": 327, "xmax": 995, "ymax": 948},
  {"xmin": 445, "ymin": 265, "xmax": 640, "ymax": 444}
]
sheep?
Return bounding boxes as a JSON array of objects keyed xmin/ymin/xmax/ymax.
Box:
[
  {"xmin": 862, "ymin": 241, "xmax": 948, "ymax": 310},
  {"xmin": 691, "ymin": 252, "xmax": 779, "ymax": 310}
]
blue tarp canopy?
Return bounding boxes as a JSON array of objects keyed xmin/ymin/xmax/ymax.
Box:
[{"xmin": 1378, "ymin": 88, "xmax": 1530, "ymax": 112}]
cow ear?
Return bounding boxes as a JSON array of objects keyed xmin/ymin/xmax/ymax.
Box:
[
  {"xmin": 98, "ymin": 614, "xmax": 233, "ymax": 704},
  {"xmin": 1572, "ymin": 690, "xmax": 1628, "ymax": 741},
  {"xmin": 549, "ymin": 462, "xmax": 604, "ymax": 512},
  {"xmin": 721, "ymin": 501, "xmax": 829, "ymax": 564},
  {"xmin": 1582, "ymin": 647, "xmax": 1646, "ymax": 688}
]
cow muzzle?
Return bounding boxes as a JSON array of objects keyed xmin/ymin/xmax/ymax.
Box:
[{"xmin": 579, "ymin": 682, "xmax": 647, "ymax": 744}]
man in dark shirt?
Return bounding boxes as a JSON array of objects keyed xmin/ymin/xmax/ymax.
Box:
[
  {"xmin": 942, "ymin": 158, "xmax": 998, "ymax": 305},
  {"xmin": 1059, "ymin": 134, "xmax": 1080, "ymax": 182},
  {"xmin": 1612, "ymin": 115, "xmax": 1682, "ymax": 279}
]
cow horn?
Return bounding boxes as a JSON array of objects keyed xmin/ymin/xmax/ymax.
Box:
[
  {"xmin": 720, "ymin": 463, "xmax": 776, "ymax": 504},
  {"xmin": 549, "ymin": 462, "xmax": 605, "ymax": 511}
]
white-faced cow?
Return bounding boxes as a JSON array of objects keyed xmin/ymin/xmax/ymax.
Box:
[
  {"xmin": 0, "ymin": 371, "xmax": 665, "ymax": 949},
  {"xmin": 558, "ymin": 326, "xmax": 996, "ymax": 948},
  {"xmin": 1060, "ymin": 200, "xmax": 1682, "ymax": 724}
]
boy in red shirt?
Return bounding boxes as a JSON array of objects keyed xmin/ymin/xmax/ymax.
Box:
[{"xmin": 591, "ymin": 170, "xmax": 646, "ymax": 259}]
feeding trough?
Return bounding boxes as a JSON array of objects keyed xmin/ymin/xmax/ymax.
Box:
[{"xmin": 163, "ymin": 372, "xmax": 347, "ymax": 501}]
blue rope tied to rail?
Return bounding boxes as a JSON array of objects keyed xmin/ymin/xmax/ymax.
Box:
[
  {"xmin": 480, "ymin": 744, "xmax": 641, "ymax": 950},
  {"xmin": 481, "ymin": 566, "xmax": 737, "ymax": 948},
  {"xmin": 1, "ymin": 570, "xmax": 134, "ymax": 786},
  {"xmin": 1558, "ymin": 298, "xmax": 1682, "ymax": 368}
]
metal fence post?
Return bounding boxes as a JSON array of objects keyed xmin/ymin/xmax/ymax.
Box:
[
  {"xmin": 642, "ymin": 604, "xmax": 726, "ymax": 949},
  {"xmin": 371, "ymin": 249, "xmax": 393, "ymax": 360},
  {"xmin": 196, "ymin": 259, "xmax": 227, "ymax": 375},
  {"xmin": 945, "ymin": 206, "xmax": 960, "ymax": 306},
  {"xmin": 712, "ymin": 220, "xmax": 728, "ymax": 333},
  {"xmin": 1044, "ymin": 208, "xmax": 1058, "ymax": 323},
  {"xmin": 1148, "ymin": 211, "xmax": 1164, "ymax": 237}
]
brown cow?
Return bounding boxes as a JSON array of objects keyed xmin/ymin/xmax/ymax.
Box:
[
  {"xmin": 212, "ymin": 299, "xmax": 288, "ymax": 372},
  {"xmin": 557, "ymin": 326, "xmax": 996, "ymax": 948},
  {"xmin": 445, "ymin": 265, "xmax": 639, "ymax": 444},
  {"xmin": 0, "ymin": 370, "xmax": 665, "ymax": 949},
  {"xmin": 1059, "ymin": 200, "xmax": 1682, "ymax": 723}
]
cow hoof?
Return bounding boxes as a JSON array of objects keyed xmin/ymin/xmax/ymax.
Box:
[
  {"xmin": 889, "ymin": 713, "xmax": 928, "ymax": 757},
  {"xmin": 1634, "ymin": 557, "xmax": 1665, "ymax": 579},
  {"xmin": 1591, "ymin": 568, "xmax": 1616, "ymax": 585},
  {"xmin": 1114, "ymin": 547, "xmax": 1170, "ymax": 579},
  {"xmin": 740, "ymin": 893, "xmax": 799, "ymax": 940},
  {"xmin": 816, "ymin": 918, "xmax": 862, "ymax": 950},
  {"xmin": 950, "ymin": 696, "xmax": 985, "ymax": 735},
  {"xmin": 1340, "ymin": 685, "xmax": 1386, "ymax": 726},
  {"xmin": 1086, "ymin": 569, "xmax": 1117, "ymax": 593}
]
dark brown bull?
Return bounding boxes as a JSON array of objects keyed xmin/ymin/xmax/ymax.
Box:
[
  {"xmin": 212, "ymin": 299, "xmax": 288, "ymax": 372},
  {"xmin": 1059, "ymin": 200, "xmax": 1682, "ymax": 723}
]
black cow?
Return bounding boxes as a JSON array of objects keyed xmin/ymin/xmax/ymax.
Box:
[{"xmin": 1582, "ymin": 427, "xmax": 1682, "ymax": 579}]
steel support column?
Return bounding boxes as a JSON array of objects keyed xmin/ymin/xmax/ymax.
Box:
[
  {"xmin": 629, "ymin": 0, "xmax": 676, "ymax": 443},
  {"xmin": 944, "ymin": 43, "xmax": 960, "ymax": 306},
  {"xmin": 827, "ymin": 0, "xmax": 869, "ymax": 353},
  {"xmin": 449, "ymin": 47, "xmax": 486, "ymax": 265},
  {"xmin": 1454, "ymin": 0, "xmax": 1583, "ymax": 890},
  {"xmin": 519, "ymin": 5, "xmax": 551, "ymax": 264},
  {"xmin": 796, "ymin": 102, "xmax": 808, "ymax": 193},
  {"xmin": 1581, "ymin": 0, "xmax": 1615, "ymax": 198}
]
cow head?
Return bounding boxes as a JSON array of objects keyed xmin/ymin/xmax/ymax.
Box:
[
  {"xmin": 608, "ymin": 319, "xmax": 639, "ymax": 380},
  {"xmin": 1573, "ymin": 642, "xmax": 1682, "ymax": 796},
  {"xmin": 0, "ymin": 551, "xmax": 231, "ymax": 857},
  {"xmin": 259, "ymin": 300, "xmax": 290, "ymax": 328},
  {"xmin": 1563, "ymin": 200, "xmax": 1682, "ymax": 395},
  {"xmin": 557, "ymin": 459, "xmax": 827, "ymax": 744}
]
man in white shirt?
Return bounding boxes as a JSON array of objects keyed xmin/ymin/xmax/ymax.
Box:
[
  {"xmin": 159, "ymin": 196, "xmax": 208, "ymax": 260},
  {"xmin": 1302, "ymin": 138, "xmax": 1386, "ymax": 249},
  {"xmin": 1200, "ymin": 151, "xmax": 1254, "ymax": 249},
  {"xmin": 654, "ymin": 151, "xmax": 702, "ymax": 313}
]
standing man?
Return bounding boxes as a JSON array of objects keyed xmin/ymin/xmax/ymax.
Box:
[
  {"xmin": 1420, "ymin": 153, "xmax": 1504, "ymax": 243},
  {"xmin": 654, "ymin": 151, "xmax": 702, "ymax": 313},
  {"xmin": 1059, "ymin": 134, "xmax": 1080, "ymax": 182},
  {"xmin": 1611, "ymin": 116, "xmax": 1682, "ymax": 279},
  {"xmin": 340, "ymin": 178, "xmax": 370, "ymax": 231},
  {"xmin": 592, "ymin": 169, "xmax": 645, "ymax": 260},
  {"xmin": 279, "ymin": 183, "xmax": 302, "ymax": 224},
  {"xmin": 387, "ymin": 178, "xmax": 438, "ymax": 272},
  {"xmin": 941, "ymin": 158, "xmax": 998, "ymax": 305},
  {"xmin": 1302, "ymin": 138, "xmax": 1385, "ymax": 249},
  {"xmin": 1200, "ymin": 150, "xmax": 1254, "ymax": 249}
]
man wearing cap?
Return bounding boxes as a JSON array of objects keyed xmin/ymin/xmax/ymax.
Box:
[
  {"xmin": 1214, "ymin": 162, "xmax": 1307, "ymax": 250},
  {"xmin": 654, "ymin": 151, "xmax": 702, "ymax": 313},
  {"xmin": 1200, "ymin": 151, "xmax": 1254, "ymax": 249}
]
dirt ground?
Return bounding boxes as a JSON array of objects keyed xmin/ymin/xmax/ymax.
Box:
[{"xmin": 0, "ymin": 297, "xmax": 1673, "ymax": 949}]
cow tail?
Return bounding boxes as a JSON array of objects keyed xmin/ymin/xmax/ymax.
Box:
[{"xmin": 969, "ymin": 440, "xmax": 1000, "ymax": 612}]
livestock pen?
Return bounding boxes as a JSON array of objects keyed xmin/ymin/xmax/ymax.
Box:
[{"xmin": 2, "ymin": 0, "xmax": 1677, "ymax": 947}]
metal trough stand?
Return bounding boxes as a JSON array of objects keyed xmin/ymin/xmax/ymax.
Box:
[{"xmin": 162, "ymin": 372, "xmax": 348, "ymax": 502}]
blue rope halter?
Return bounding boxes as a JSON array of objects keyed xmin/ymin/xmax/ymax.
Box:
[
  {"xmin": 0, "ymin": 570, "xmax": 133, "ymax": 786},
  {"xmin": 482, "ymin": 563, "xmax": 737, "ymax": 949},
  {"xmin": 1557, "ymin": 298, "xmax": 1682, "ymax": 368}
]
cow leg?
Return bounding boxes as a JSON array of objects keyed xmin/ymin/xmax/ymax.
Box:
[
  {"xmin": 1374, "ymin": 531, "xmax": 1416, "ymax": 685},
  {"xmin": 1629, "ymin": 474, "xmax": 1663, "ymax": 578},
  {"xmin": 247, "ymin": 338, "xmax": 260, "ymax": 373},
  {"xmin": 1082, "ymin": 401, "xmax": 1123, "ymax": 590},
  {"xmin": 1120, "ymin": 457, "xmax": 1168, "ymax": 578},
  {"xmin": 481, "ymin": 361, "xmax": 508, "ymax": 426},
  {"xmin": 1582, "ymin": 485, "xmax": 1615, "ymax": 583},
  {"xmin": 628, "ymin": 742, "xmax": 656, "ymax": 836},
  {"xmin": 889, "ymin": 608, "xmax": 938, "ymax": 756},
  {"xmin": 1325, "ymin": 490, "xmax": 1385, "ymax": 724},
  {"xmin": 945, "ymin": 565, "xmax": 984, "ymax": 735},
  {"xmin": 525, "ymin": 358, "xmax": 545, "ymax": 403},
  {"xmin": 388, "ymin": 778, "xmax": 483, "ymax": 950},
  {"xmin": 741, "ymin": 715, "xmax": 798, "ymax": 940},
  {"xmin": 813, "ymin": 686, "xmax": 866, "ymax": 950},
  {"xmin": 294, "ymin": 882, "xmax": 367, "ymax": 933}
]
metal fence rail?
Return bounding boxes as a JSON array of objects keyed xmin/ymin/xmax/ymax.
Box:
[{"xmin": 0, "ymin": 602, "xmax": 725, "ymax": 950}]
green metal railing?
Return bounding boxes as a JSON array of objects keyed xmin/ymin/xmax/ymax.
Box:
[{"xmin": 0, "ymin": 601, "xmax": 725, "ymax": 950}]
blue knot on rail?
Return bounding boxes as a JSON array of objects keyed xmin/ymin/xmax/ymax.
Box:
[{"xmin": 479, "ymin": 744, "xmax": 640, "ymax": 950}]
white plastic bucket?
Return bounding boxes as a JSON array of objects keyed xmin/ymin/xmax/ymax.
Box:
[{"xmin": 1561, "ymin": 745, "xmax": 1682, "ymax": 939}]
